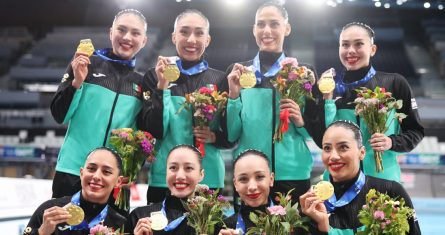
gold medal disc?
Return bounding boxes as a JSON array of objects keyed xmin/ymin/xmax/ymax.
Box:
[
  {"xmin": 65, "ymin": 204, "xmax": 85, "ymax": 226},
  {"xmin": 163, "ymin": 65, "xmax": 180, "ymax": 82},
  {"xmin": 150, "ymin": 211, "xmax": 169, "ymax": 231},
  {"xmin": 239, "ymin": 72, "xmax": 256, "ymax": 88},
  {"xmin": 318, "ymin": 77, "xmax": 336, "ymax": 94},
  {"xmin": 76, "ymin": 39, "xmax": 95, "ymax": 57},
  {"xmin": 313, "ymin": 181, "xmax": 334, "ymax": 201}
]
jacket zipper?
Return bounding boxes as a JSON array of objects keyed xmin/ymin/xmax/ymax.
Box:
[{"xmin": 102, "ymin": 72, "xmax": 125, "ymax": 146}]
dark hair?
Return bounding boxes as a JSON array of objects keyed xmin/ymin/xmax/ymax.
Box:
[
  {"xmin": 256, "ymin": 1, "xmax": 289, "ymax": 23},
  {"xmin": 113, "ymin": 8, "xmax": 147, "ymax": 33},
  {"xmin": 167, "ymin": 144, "xmax": 203, "ymax": 168},
  {"xmin": 341, "ymin": 22, "xmax": 375, "ymax": 44},
  {"xmin": 174, "ymin": 9, "xmax": 210, "ymax": 33},
  {"xmin": 86, "ymin": 147, "xmax": 123, "ymax": 174},
  {"xmin": 327, "ymin": 120, "xmax": 363, "ymax": 148},
  {"xmin": 234, "ymin": 149, "xmax": 271, "ymax": 169}
]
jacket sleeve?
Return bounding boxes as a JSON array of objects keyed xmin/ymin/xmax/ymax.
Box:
[
  {"xmin": 212, "ymin": 77, "xmax": 236, "ymax": 149},
  {"xmin": 302, "ymin": 65, "xmax": 326, "ymax": 148},
  {"xmin": 23, "ymin": 200, "xmax": 53, "ymax": 235},
  {"xmin": 388, "ymin": 74, "xmax": 424, "ymax": 152},
  {"xmin": 137, "ymin": 69, "xmax": 165, "ymax": 139},
  {"xmin": 50, "ymin": 63, "xmax": 78, "ymax": 124}
]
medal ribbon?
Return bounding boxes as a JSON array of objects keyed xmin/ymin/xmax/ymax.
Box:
[
  {"xmin": 94, "ymin": 48, "xmax": 136, "ymax": 68},
  {"xmin": 70, "ymin": 191, "xmax": 109, "ymax": 230},
  {"xmin": 162, "ymin": 199, "xmax": 186, "ymax": 231},
  {"xmin": 334, "ymin": 66, "xmax": 376, "ymax": 96},
  {"xmin": 176, "ymin": 59, "xmax": 209, "ymax": 75},
  {"xmin": 324, "ymin": 171, "xmax": 366, "ymax": 213},
  {"xmin": 252, "ymin": 52, "xmax": 285, "ymax": 85},
  {"xmin": 236, "ymin": 200, "xmax": 274, "ymax": 234}
]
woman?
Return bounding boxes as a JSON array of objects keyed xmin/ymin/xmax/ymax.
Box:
[
  {"xmin": 320, "ymin": 22, "xmax": 424, "ymax": 181},
  {"xmin": 23, "ymin": 147, "xmax": 126, "ymax": 235},
  {"xmin": 50, "ymin": 9, "xmax": 148, "ymax": 198},
  {"xmin": 300, "ymin": 120, "xmax": 421, "ymax": 234},
  {"xmin": 126, "ymin": 145, "xmax": 204, "ymax": 234},
  {"xmin": 222, "ymin": 1, "xmax": 322, "ymax": 207},
  {"xmin": 217, "ymin": 149, "xmax": 329, "ymax": 235},
  {"xmin": 138, "ymin": 9, "xmax": 230, "ymax": 203}
]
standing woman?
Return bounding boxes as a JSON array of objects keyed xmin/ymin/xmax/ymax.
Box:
[
  {"xmin": 321, "ymin": 22, "xmax": 424, "ymax": 181},
  {"xmin": 217, "ymin": 149, "xmax": 329, "ymax": 235},
  {"xmin": 138, "ymin": 9, "xmax": 230, "ymax": 203},
  {"xmin": 223, "ymin": 1, "xmax": 320, "ymax": 206},
  {"xmin": 300, "ymin": 120, "xmax": 421, "ymax": 234},
  {"xmin": 126, "ymin": 145, "xmax": 204, "ymax": 235},
  {"xmin": 50, "ymin": 9, "xmax": 148, "ymax": 198},
  {"xmin": 24, "ymin": 148, "xmax": 126, "ymax": 235}
]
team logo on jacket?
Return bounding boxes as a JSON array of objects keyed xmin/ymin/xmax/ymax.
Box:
[
  {"xmin": 133, "ymin": 83, "xmax": 142, "ymax": 97},
  {"xmin": 61, "ymin": 73, "xmax": 69, "ymax": 83},
  {"xmin": 143, "ymin": 91, "xmax": 151, "ymax": 100}
]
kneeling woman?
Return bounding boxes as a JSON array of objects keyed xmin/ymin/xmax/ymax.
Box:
[
  {"xmin": 218, "ymin": 149, "xmax": 329, "ymax": 235},
  {"xmin": 126, "ymin": 145, "xmax": 204, "ymax": 234},
  {"xmin": 24, "ymin": 147, "xmax": 126, "ymax": 235},
  {"xmin": 300, "ymin": 120, "xmax": 421, "ymax": 234}
]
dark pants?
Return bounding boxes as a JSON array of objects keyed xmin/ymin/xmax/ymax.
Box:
[
  {"xmin": 233, "ymin": 179, "xmax": 311, "ymax": 212},
  {"xmin": 52, "ymin": 171, "xmax": 81, "ymax": 198},
  {"xmin": 146, "ymin": 186, "xmax": 223, "ymax": 205}
]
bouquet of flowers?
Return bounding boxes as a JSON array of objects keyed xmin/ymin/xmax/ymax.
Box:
[
  {"xmin": 357, "ymin": 189, "xmax": 415, "ymax": 235},
  {"xmin": 109, "ymin": 128, "xmax": 156, "ymax": 211},
  {"xmin": 177, "ymin": 84, "xmax": 228, "ymax": 156},
  {"xmin": 246, "ymin": 189, "xmax": 309, "ymax": 235},
  {"xmin": 182, "ymin": 184, "xmax": 230, "ymax": 235},
  {"xmin": 271, "ymin": 57, "xmax": 315, "ymax": 142},
  {"xmin": 351, "ymin": 86, "xmax": 406, "ymax": 172},
  {"xmin": 89, "ymin": 224, "xmax": 117, "ymax": 235}
]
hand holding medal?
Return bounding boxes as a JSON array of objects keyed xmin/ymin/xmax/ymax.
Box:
[
  {"xmin": 163, "ymin": 56, "xmax": 180, "ymax": 82},
  {"xmin": 318, "ymin": 68, "xmax": 336, "ymax": 94},
  {"xmin": 150, "ymin": 211, "xmax": 169, "ymax": 231},
  {"xmin": 76, "ymin": 39, "xmax": 95, "ymax": 57},
  {"xmin": 239, "ymin": 66, "xmax": 256, "ymax": 89},
  {"xmin": 63, "ymin": 203, "xmax": 85, "ymax": 226},
  {"xmin": 312, "ymin": 181, "xmax": 334, "ymax": 201}
]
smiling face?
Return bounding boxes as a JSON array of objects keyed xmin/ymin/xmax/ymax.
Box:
[
  {"xmin": 339, "ymin": 25, "xmax": 377, "ymax": 71},
  {"xmin": 172, "ymin": 12, "xmax": 211, "ymax": 62},
  {"xmin": 166, "ymin": 147, "xmax": 204, "ymax": 198},
  {"xmin": 80, "ymin": 149, "xmax": 122, "ymax": 204},
  {"xmin": 109, "ymin": 13, "xmax": 147, "ymax": 60},
  {"xmin": 233, "ymin": 154, "xmax": 274, "ymax": 207},
  {"xmin": 253, "ymin": 5, "xmax": 291, "ymax": 53},
  {"xmin": 322, "ymin": 125, "xmax": 365, "ymax": 182}
]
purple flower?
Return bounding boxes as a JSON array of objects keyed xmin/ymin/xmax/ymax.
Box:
[
  {"xmin": 373, "ymin": 210, "xmax": 385, "ymax": 220},
  {"xmin": 267, "ymin": 205, "xmax": 286, "ymax": 216},
  {"xmin": 141, "ymin": 139, "xmax": 153, "ymax": 154},
  {"xmin": 217, "ymin": 195, "xmax": 227, "ymax": 202},
  {"xmin": 303, "ymin": 82, "xmax": 312, "ymax": 91}
]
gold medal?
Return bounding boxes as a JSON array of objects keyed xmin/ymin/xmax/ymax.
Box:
[
  {"xmin": 64, "ymin": 204, "xmax": 85, "ymax": 226},
  {"xmin": 313, "ymin": 181, "xmax": 334, "ymax": 201},
  {"xmin": 239, "ymin": 71, "xmax": 256, "ymax": 88},
  {"xmin": 163, "ymin": 64, "xmax": 180, "ymax": 82},
  {"xmin": 150, "ymin": 211, "xmax": 168, "ymax": 231},
  {"xmin": 318, "ymin": 68, "xmax": 336, "ymax": 94},
  {"xmin": 76, "ymin": 39, "xmax": 95, "ymax": 57}
]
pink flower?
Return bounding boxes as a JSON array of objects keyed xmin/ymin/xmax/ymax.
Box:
[
  {"xmin": 287, "ymin": 71, "xmax": 298, "ymax": 81},
  {"xmin": 89, "ymin": 224, "xmax": 109, "ymax": 235},
  {"xmin": 280, "ymin": 57, "xmax": 298, "ymax": 68},
  {"xmin": 373, "ymin": 210, "xmax": 385, "ymax": 220},
  {"xmin": 267, "ymin": 205, "xmax": 286, "ymax": 216},
  {"xmin": 380, "ymin": 222, "xmax": 386, "ymax": 229},
  {"xmin": 303, "ymin": 82, "xmax": 312, "ymax": 92}
]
